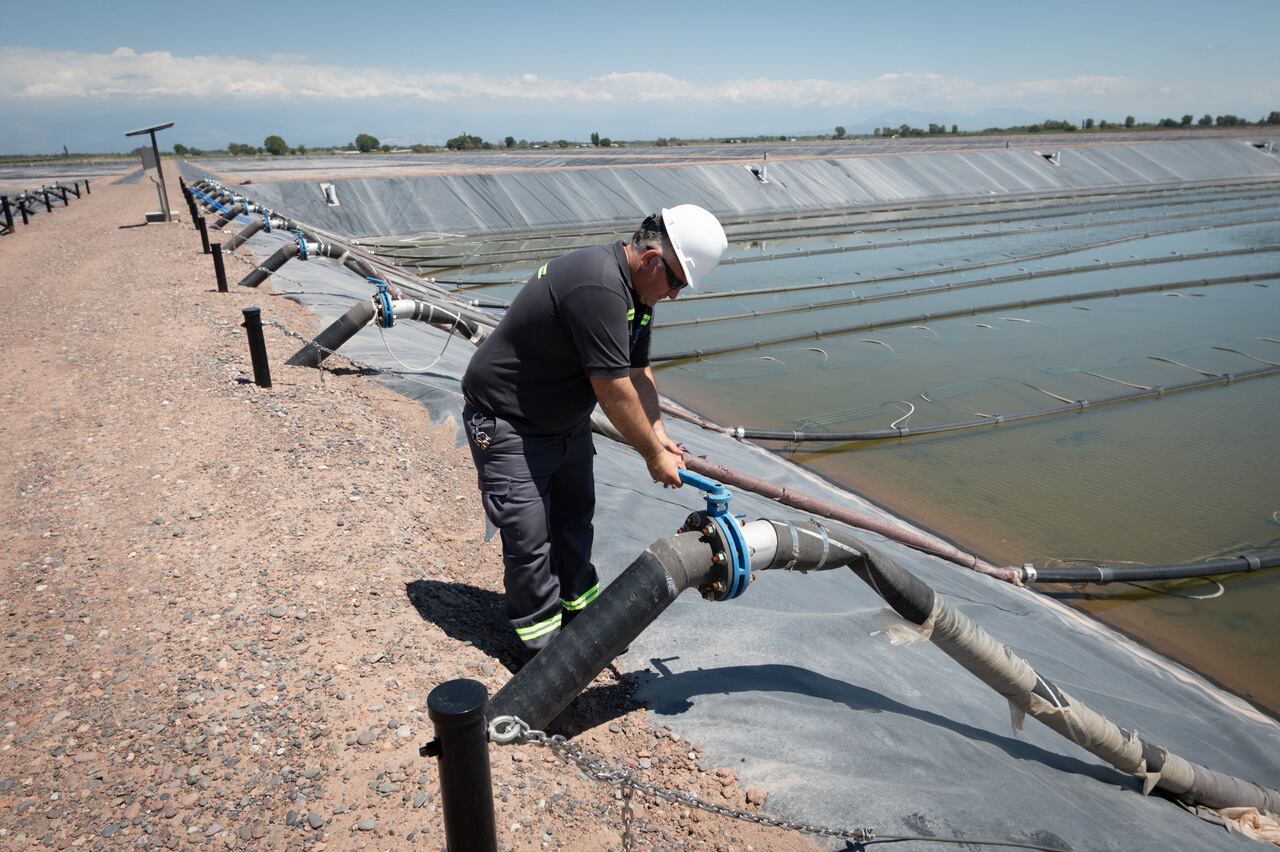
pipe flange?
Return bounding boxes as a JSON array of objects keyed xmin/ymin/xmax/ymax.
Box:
[
  {"xmin": 676, "ymin": 473, "xmax": 751, "ymax": 602},
  {"xmin": 370, "ymin": 278, "xmax": 395, "ymax": 328}
]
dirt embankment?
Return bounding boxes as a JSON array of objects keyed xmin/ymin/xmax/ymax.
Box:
[{"xmin": 0, "ymin": 179, "xmax": 812, "ymax": 849}]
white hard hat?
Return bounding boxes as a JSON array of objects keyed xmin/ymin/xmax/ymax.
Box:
[{"xmin": 661, "ymin": 204, "xmax": 727, "ymax": 289}]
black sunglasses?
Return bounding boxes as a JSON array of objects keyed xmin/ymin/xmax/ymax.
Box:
[{"xmin": 660, "ymin": 254, "xmax": 688, "ymax": 290}]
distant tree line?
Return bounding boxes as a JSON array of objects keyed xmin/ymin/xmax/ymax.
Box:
[
  {"xmin": 864, "ymin": 111, "xmax": 1279, "ymax": 138},
  {"xmin": 163, "ymin": 110, "xmax": 1280, "ymax": 159}
]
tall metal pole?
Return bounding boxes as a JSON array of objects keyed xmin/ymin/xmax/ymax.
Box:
[
  {"xmin": 148, "ymin": 130, "xmax": 173, "ymax": 222},
  {"xmin": 126, "ymin": 122, "xmax": 173, "ymax": 221}
]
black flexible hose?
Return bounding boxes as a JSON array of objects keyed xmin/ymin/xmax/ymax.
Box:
[
  {"xmin": 712, "ymin": 361, "xmax": 1280, "ymax": 443},
  {"xmin": 714, "ymin": 200, "xmax": 1280, "ymax": 268},
  {"xmin": 488, "ymin": 532, "xmax": 714, "ymax": 729},
  {"xmin": 1024, "ymin": 552, "xmax": 1280, "ymax": 584}
]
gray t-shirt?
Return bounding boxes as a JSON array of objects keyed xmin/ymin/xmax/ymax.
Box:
[{"xmin": 462, "ymin": 242, "xmax": 653, "ymax": 435}]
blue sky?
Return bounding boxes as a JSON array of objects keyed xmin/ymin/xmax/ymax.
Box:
[{"xmin": 3, "ymin": 0, "xmax": 1277, "ymax": 153}]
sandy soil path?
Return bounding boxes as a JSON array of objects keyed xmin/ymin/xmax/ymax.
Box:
[{"xmin": 0, "ymin": 177, "xmax": 810, "ymax": 849}]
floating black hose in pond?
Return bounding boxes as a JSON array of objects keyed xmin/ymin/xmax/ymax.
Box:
[
  {"xmin": 653, "ymin": 271, "xmax": 1280, "ymax": 364},
  {"xmin": 706, "ymin": 361, "xmax": 1280, "ymax": 444},
  {"xmin": 707, "ymin": 185, "xmax": 1280, "ymax": 244},
  {"xmin": 1021, "ymin": 552, "xmax": 1280, "ymax": 584},
  {"xmin": 445, "ymin": 210, "xmax": 1280, "ymax": 294},
  {"xmin": 715, "ymin": 200, "xmax": 1280, "ymax": 267},
  {"xmin": 659, "ymin": 244, "xmax": 1280, "ymax": 330}
]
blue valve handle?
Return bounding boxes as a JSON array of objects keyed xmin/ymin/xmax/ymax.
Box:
[
  {"xmin": 680, "ymin": 465, "xmax": 732, "ymax": 504},
  {"xmin": 677, "ymin": 469, "xmax": 750, "ymax": 599},
  {"xmin": 369, "ymin": 277, "xmax": 395, "ymax": 328}
]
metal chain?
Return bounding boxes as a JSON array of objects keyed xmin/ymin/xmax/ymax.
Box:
[{"xmin": 488, "ymin": 716, "xmax": 875, "ymax": 848}]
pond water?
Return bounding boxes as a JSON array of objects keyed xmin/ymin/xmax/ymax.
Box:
[{"xmin": 395, "ymin": 181, "xmax": 1280, "ymax": 716}]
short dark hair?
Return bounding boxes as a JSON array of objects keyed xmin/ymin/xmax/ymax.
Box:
[{"xmin": 631, "ymin": 213, "xmax": 667, "ymax": 253}]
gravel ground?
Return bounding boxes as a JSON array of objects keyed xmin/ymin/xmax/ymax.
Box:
[{"xmin": 0, "ymin": 176, "xmax": 815, "ymax": 850}]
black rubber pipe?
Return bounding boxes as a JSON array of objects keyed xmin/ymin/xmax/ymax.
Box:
[
  {"xmin": 393, "ymin": 188, "xmax": 1280, "ymax": 267},
  {"xmin": 1023, "ymin": 552, "xmax": 1280, "ymax": 584},
  {"xmin": 226, "ymin": 218, "xmax": 264, "ymax": 251},
  {"xmin": 238, "ymin": 241, "xmax": 300, "ymax": 288},
  {"xmin": 239, "ymin": 238, "xmax": 373, "ymax": 288},
  {"xmin": 286, "ymin": 299, "xmax": 376, "ymax": 367},
  {"xmin": 488, "ymin": 532, "xmax": 715, "ymax": 729},
  {"xmin": 710, "ymin": 361, "xmax": 1280, "ymax": 444},
  {"xmin": 213, "ymin": 202, "xmax": 249, "ymax": 229},
  {"xmin": 488, "ymin": 519, "xmax": 862, "ymax": 730},
  {"xmin": 660, "ymin": 245, "xmax": 1280, "ymax": 330},
  {"xmin": 284, "ymin": 298, "xmax": 482, "ymax": 368},
  {"xmin": 715, "ymin": 199, "xmax": 1280, "ymax": 268},
  {"xmin": 654, "ymin": 271, "xmax": 1280, "ymax": 364}
]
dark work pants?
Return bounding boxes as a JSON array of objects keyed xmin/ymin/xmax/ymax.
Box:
[{"xmin": 463, "ymin": 404, "xmax": 600, "ymax": 650}]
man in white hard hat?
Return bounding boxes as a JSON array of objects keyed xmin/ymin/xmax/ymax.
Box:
[{"xmin": 461, "ymin": 204, "xmax": 728, "ymax": 659}]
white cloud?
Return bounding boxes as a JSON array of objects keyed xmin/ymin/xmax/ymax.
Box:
[
  {"xmin": 0, "ymin": 45, "xmax": 1156, "ymax": 109},
  {"xmin": 1002, "ymin": 75, "xmax": 1139, "ymax": 99}
]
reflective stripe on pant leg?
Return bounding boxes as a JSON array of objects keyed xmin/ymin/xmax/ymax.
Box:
[
  {"xmin": 562, "ymin": 583, "xmax": 600, "ymax": 612},
  {"xmin": 514, "ymin": 608, "xmax": 562, "ymax": 645},
  {"xmin": 552, "ymin": 423, "xmax": 599, "ymax": 616}
]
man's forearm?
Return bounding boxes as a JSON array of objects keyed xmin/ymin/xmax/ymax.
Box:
[
  {"xmin": 630, "ymin": 366, "xmax": 667, "ymax": 437},
  {"xmin": 591, "ymin": 376, "xmax": 664, "ymax": 459}
]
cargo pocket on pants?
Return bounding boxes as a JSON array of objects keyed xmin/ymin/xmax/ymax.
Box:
[{"xmin": 479, "ymin": 479, "xmax": 516, "ymax": 541}]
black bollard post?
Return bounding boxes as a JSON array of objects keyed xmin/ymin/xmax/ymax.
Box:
[
  {"xmin": 241, "ymin": 308, "xmax": 272, "ymax": 388},
  {"xmin": 212, "ymin": 244, "xmax": 228, "ymax": 293},
  {"xmin": 84, "ymin": 179, "xmax": 91, "ymax": 195},
  {"xmin": 57, "ymin": 186, "xmax": 69, "ymax": 207},
  {"xmin": 423, "ymin": 680, "xmax": 497, "ymax": 852},
  {"xmin": 1, "ymin": 196, "xmax": 12, "ymax": 235},
  {"xmin": 18, "ymin": 197, "xmax": 30, "ymax": 226},
  {"xmin": 185, "ymin": 189, "xmax": 197, "ymax": 224},
  {"xmin": 196, "ymin": 215, "xmax": 210, "ymax": 254},
  {"xmin": 67, "ymin": 183, "xmax": 80, "ymax": 199},
  {"xmin": 42, "ymin": 188, "xmax": 52, "ymax": 211}
]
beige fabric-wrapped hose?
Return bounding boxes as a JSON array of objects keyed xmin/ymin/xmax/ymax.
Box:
[{"xmin": 847, "ymin": 540, "xmax": 1280, "ymax": 825}]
